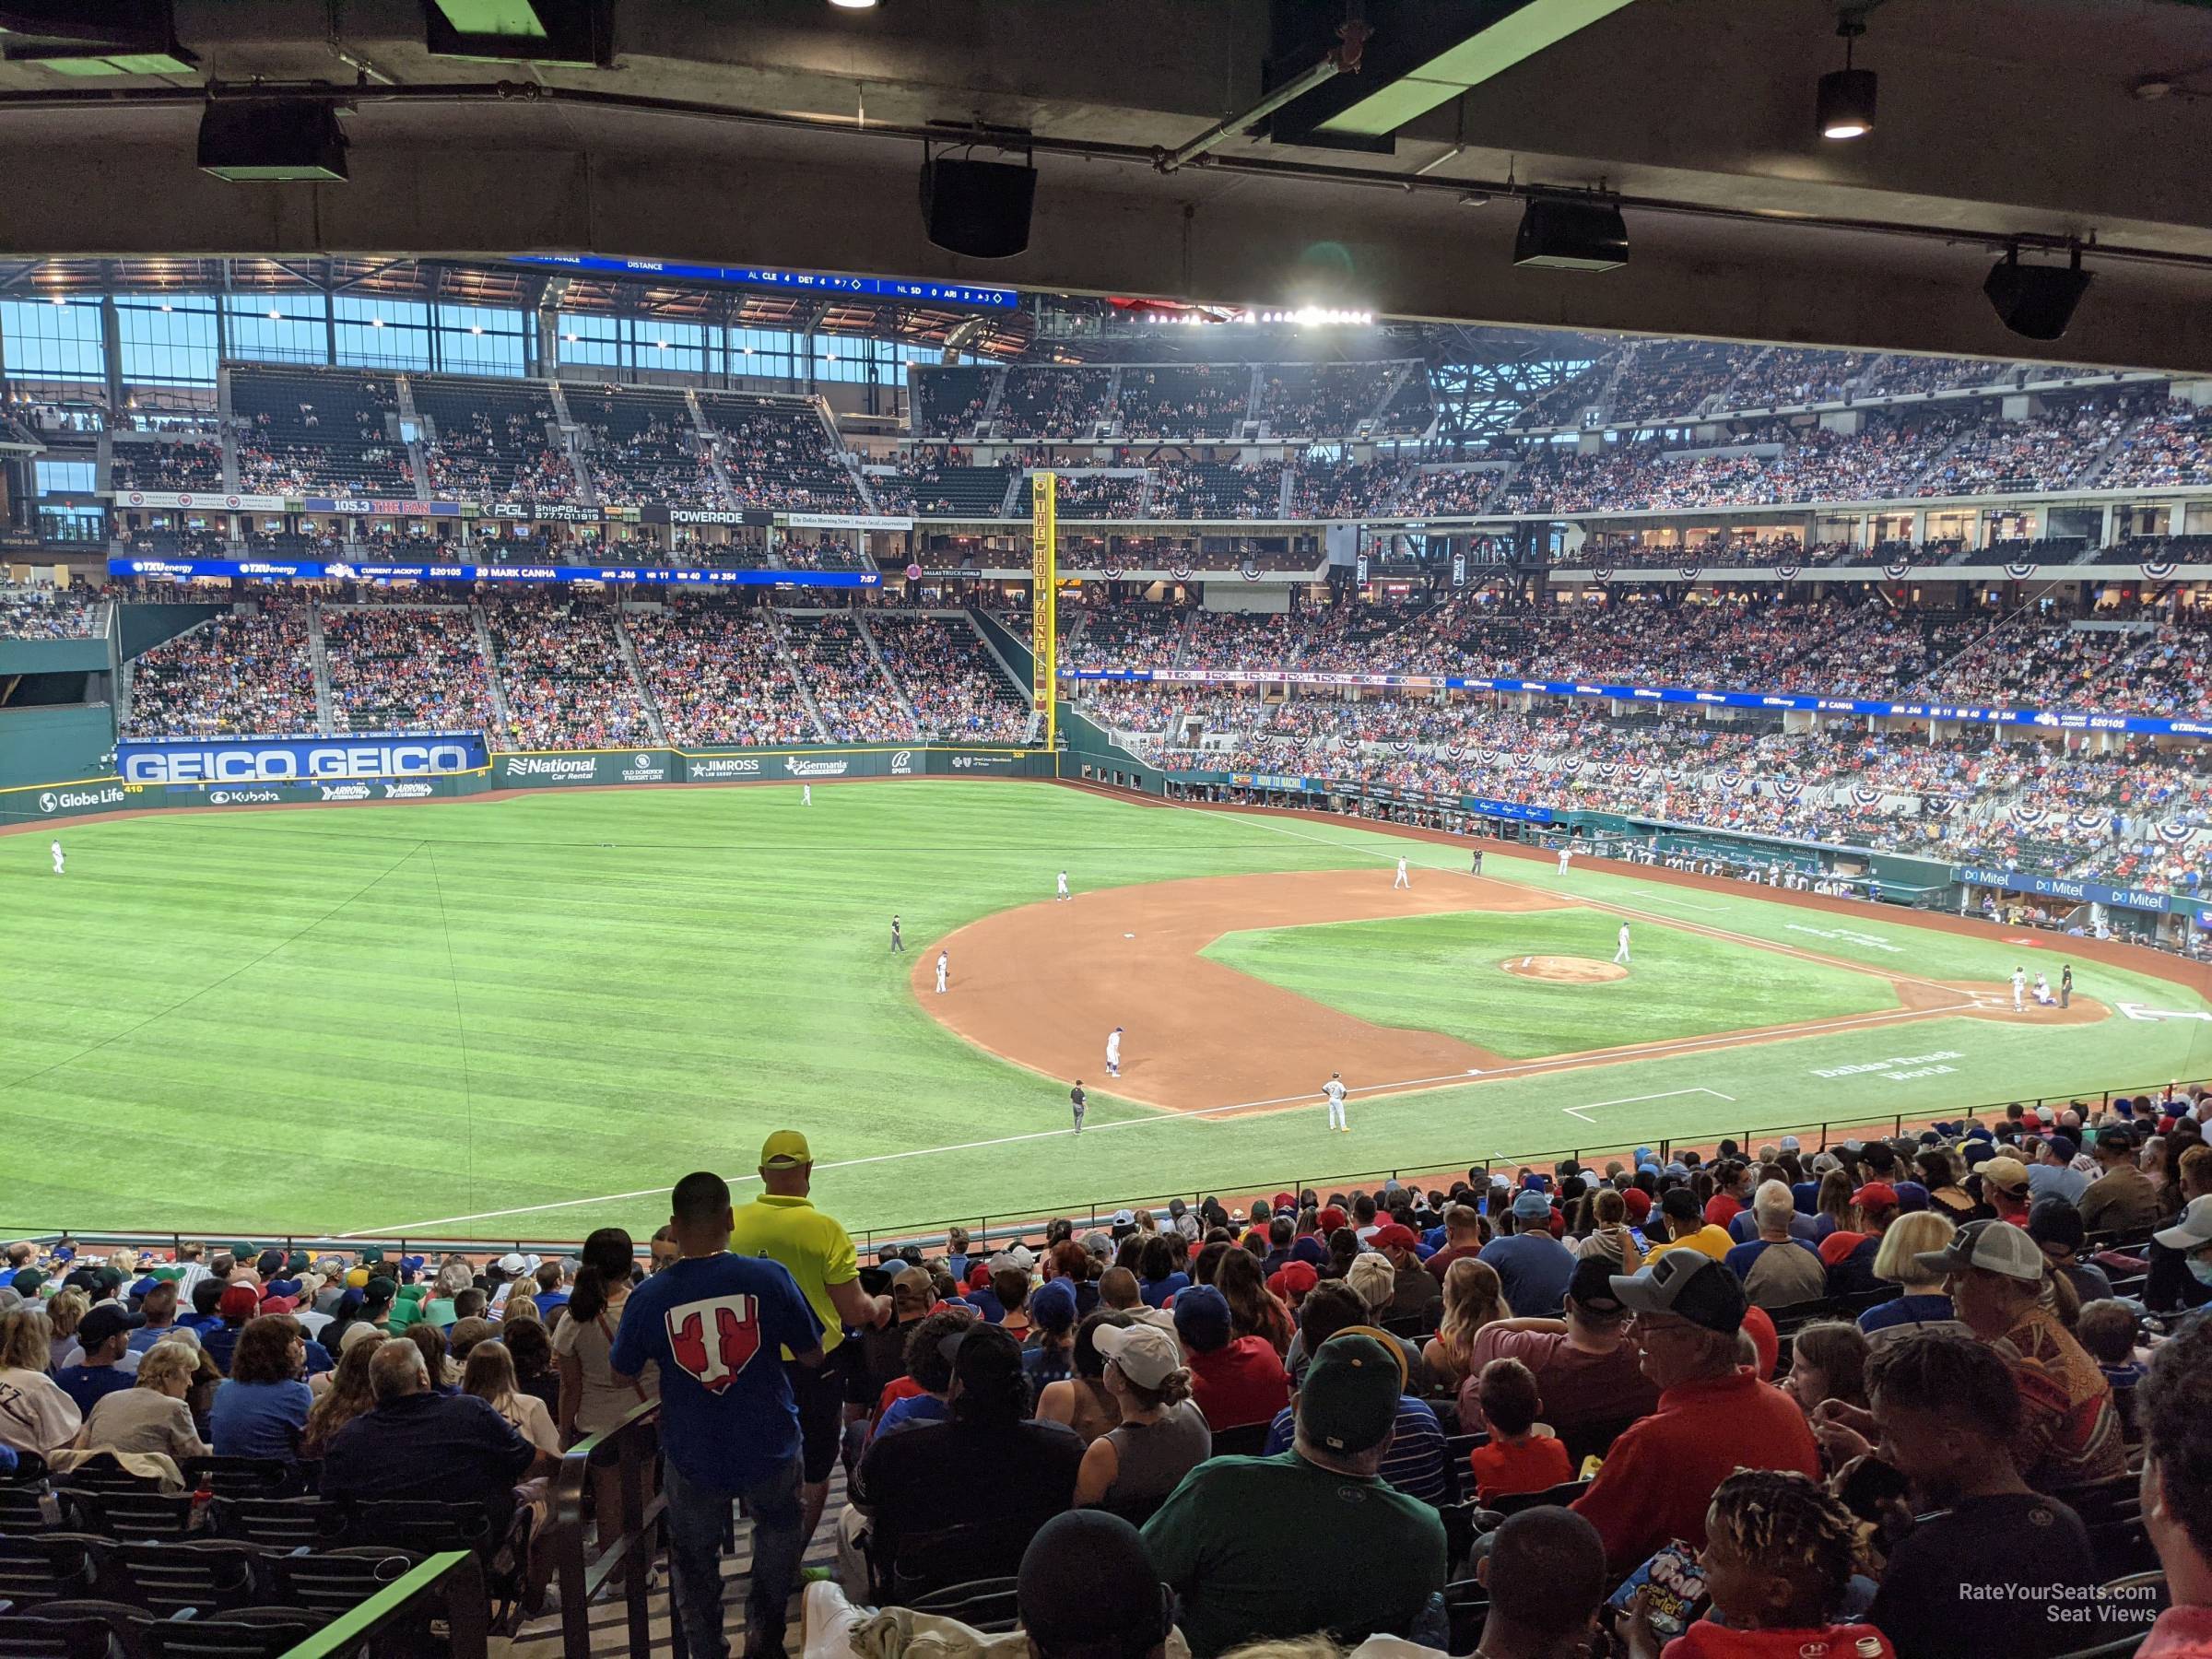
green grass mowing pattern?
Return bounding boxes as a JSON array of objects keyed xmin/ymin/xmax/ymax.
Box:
[
  {"xmin": 5, "ymin": 782, "xmax": 2211, "ymax": 1243},
  {"xmin": 1201, "ymin": 907, "xmax": 1900, "ymax": 1060}
]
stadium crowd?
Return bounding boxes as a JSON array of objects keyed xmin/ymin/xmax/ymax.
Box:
[
  {"xmin": 0, "ymin": 583, "xmax": 103, "ymax": 639},
  {"xmin": 123, "ymin": 603, "xmax": 319, "ymax": 739},
  {"xmin": 623, "ymin": 604, "xmax": 821, "ymax": 746},
  {"xmin": 481, "ymin": 596, "xmax": 658, "ymax": 751},
  {"xmin": 320, "ymin": 604, "xmax": 501, "ymax": 735},
  {"xmin": 867, "ymin": 613, "xmax": 1031, "ymax": 743},
  {"xmin": 10, "ymin": 1092, "xmax": 2212, "ymax": 1657}
]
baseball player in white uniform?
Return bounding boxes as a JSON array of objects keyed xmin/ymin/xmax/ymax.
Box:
[
  {"xmin": 935, "ymin": 950, "xmax": 949, "ymax": 994},
  {"xmin": 803, "ymin": 782, "xmax": 812, "ymax": 806},
  {"xmin": 1557, "ymin": 845, "xmax": 1571, "ymax": 876},
  {"xmin": 2034, "ymin": 971, "xmax": 2054, "ymax": 1006},
  {"xmin": 51, "ymin": 840, "xmax": 65, "ymax": 876},
  {"xmin": 1324, "ymin": 1071, "xmax": 1349, "ymax": 1132},
  {"xmin": 2011, "ymin": 965, "xmax": 2027, "ymax": 1012},
  {"xmin": 1615, "ymin": 923, "xmax": 1631, "ymax": 965},
  {"xmin": 1057, "ymin": 870, "xmax": 1070, "ymax": 901},
  {"xmin": 1393, "ymin": 856, "xmax": 1410, "ymax": 889},
  {"xmin": 1106, "ymin": 1026, "xmax": 1123, "ymax": 1079}
]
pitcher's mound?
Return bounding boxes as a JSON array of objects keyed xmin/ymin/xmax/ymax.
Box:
[{"xmin": 1500, "ymin": 955, "xmax": 1628, "ymax": 984}]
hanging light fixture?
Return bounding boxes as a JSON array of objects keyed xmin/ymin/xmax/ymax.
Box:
[{"xmin": 1818, "ymin": 16, "xmax": 1877, "ymax": 140}]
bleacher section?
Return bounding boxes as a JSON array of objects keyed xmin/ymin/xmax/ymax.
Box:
[
  {"xmin": 781, "ymin": 611, "xmax": 914, "ymax": 742},
  {"xmin": 110, "ymin": 440, "xmax": 223, "ymax": 493},
  {"xmin": 321, "ymin": 604, "xmax": 500, "ymax": 735},
  {"xmin": 565, "ymin": 386, "xmax": 713, "ymax": 507},
  {"xmin": 695, "ymin": 393, "xmax": 861, "ymax": 512},
  {"xmin": 413, "ymin": 376, "xmax": 573, "ymax": 504},
  {"xmin": 481, "ymin": 596, "xmax": 656, "ymax": 750},
  {"xmin": 230, "ymin": 367, "xmax": 409, "ymax": 496},
  {"xmin": 868, "ymin": 612, "xmax": 1030, "ymax": 742},
  {"xmin": 1111, "ymin": 366, "xmax": 1251, "ymax": 439}
]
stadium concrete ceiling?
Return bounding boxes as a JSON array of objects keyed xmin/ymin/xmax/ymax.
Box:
[{"xmin": 9, "ymin": 0, "xmax": 2212, "ymax": 371}]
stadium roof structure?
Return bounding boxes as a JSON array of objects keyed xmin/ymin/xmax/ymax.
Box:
[{"xmin": 4, "ymin": 1, "xmax": 2212, "ymax": 371}]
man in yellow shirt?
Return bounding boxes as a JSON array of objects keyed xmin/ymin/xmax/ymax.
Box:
[
  {"xmin": 728, "ymin": 1130, "xmax": 892, "ymax": 1543},
  {"xmin": 1641, "ymin": 1187, "xmax": 1735, "ymax": 1263}
]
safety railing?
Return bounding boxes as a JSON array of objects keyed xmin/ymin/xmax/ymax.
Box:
[
  {"xmin": 7, "ymin": 1077, "xmax": 2203, "ymax": 1264},
  {"xmin": 543, "ymin": 1395, "xmax": 666, "ymax": 1659},
  {"xmin": 280, "ymin": 1548, "xmax": 488, "ymax": 1659}
]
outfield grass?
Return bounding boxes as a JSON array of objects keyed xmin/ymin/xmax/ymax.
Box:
[
  {"xmin": 1203, "ymin": 907, "xmax": 1900, "ymax": 1060},
  {"xmin": 6, "ymin": 782, "xmax": 2210, "ymax": 1243}
]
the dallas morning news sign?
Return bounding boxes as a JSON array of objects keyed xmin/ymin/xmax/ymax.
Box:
[
  {"xmin": 109, "ymin": 558, "xmax": 880, "ymax": 590},
  {"xmin": 1063, "ymin": 667, "xmax": 2212, "ymax": 742},
  {"xmin": 117, "ymin": 734, "xmax": 488, "ymax": 786}
]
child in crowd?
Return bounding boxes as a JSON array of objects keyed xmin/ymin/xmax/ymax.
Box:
[
  {"xmin": 1465, "ymin": 1357, "xmax": 1571, "ymax": 1505},
  {"xmin": 1628, "ymin": 1468, "xmax": 1894, "ymax": 1658},
  {"xmin": 2075, "ymin": 1299, "xmax": 2147, "ymax": 1390}
]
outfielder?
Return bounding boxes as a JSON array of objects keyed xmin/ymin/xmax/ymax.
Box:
[
  {"xmin": 2011, "ymin": 964, "xmax": 2027, "ymax": 1012},
  {"xmin": 1070, "ymin": 1079, "xmax": 1086, "ymax": 1134},
  {"xmin": 50, "ymin": 840, "xmax": 64, "ymax": 876},
  {"xmin": 1614, "ymin": 923, "xmax": 1631, "ymax": 965},
  {"xmin": 1394, "ymin": 855, "xmax": 1410, "ymax": 889},
  {"xmin": 890, "ymin": 914, "xmax": 904, "ymax": 953},
  {"xmin": 1557, "ymin": 844, "xmax": 1571, "ymax": 876},
  {"xmin": 803, "ymin": 782, "xmax": 812, "ymax": 806},
  {"xmin": 1106, "ymin": 1025, "xmax": 1123, "ymax": 1079},
  {"xmin": 1324, "ymin": 1071, "xmax": 1349, "ymax": 1132},
  {"xmin": 935, "ymin": 949, "xmax": 949, "ymax": 994},
  {"xmin": 1057, "ymin": 870, "xmax": 1071, "ymax": 901}
]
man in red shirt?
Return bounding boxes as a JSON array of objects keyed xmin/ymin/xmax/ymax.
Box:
[
  {"xmin": 2137, "ymin": 1319, "xmax": 2212, "ymax": 1659},
  {"xmin": 1571, "ymin": 1252, "xmax": 1819, "ymax": 1577},
  {"xmin": 1173, "ymin": 1285, "xmax": 1288, "ymax": 1431},
  {"xmin": 1423, "ymin": 1206, "xmax": 1488, "ymax": 1285}
]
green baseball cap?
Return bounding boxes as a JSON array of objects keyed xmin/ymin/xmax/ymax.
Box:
[{"xmin": 1300, "ymin": 1330, "xmax": 1406, "ymax": 1455}]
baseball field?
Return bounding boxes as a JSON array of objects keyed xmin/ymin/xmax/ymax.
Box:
[{"xmin": 6, "ymin": 778, "xmax": 2209, "ymax": 1244}]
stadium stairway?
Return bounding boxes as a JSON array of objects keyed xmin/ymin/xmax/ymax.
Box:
[
  {"xmin": 853, "ymin": 611, "xmax": 924, "ymax": 728},
  {"xmin": 508, "ymin": 1465, "xmax": 851, "ymax": 1659},
  {"xmin": 767, "ymin": 609, "xmax": 835, "ymax": 740},
  {"xmin": 612, "ymin": 613, "xmax": 673, "ymax": 746},
  {"xmin": 306, "ymin": 604, "xmax": 337, "ymax": 733},
  {"xmin": 470, "ymin": 602, "xmax": 518, "ymax": 738}
]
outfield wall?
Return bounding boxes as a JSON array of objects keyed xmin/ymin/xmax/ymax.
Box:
[{"xmin": 0, "ymin": 739, "xmax": 1053, "ymax": 825}]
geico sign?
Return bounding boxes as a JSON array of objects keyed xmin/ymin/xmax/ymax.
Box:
[{"xmin": 123, "ymin": 743, "xmax": 472, "ymax": 784}]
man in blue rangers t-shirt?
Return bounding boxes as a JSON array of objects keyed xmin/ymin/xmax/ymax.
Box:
[{"xmin": 613, "ymin": 1171, "xmax": 825, "ymax": 1659}]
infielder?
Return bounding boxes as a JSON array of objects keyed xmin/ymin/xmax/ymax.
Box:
[
  {"xmin": 1394, "ymin": 855, "xmax": 1410, "ymax": 889},
  {"xmin": 50, "ymin": 840, "xmax": 64, "ymax": 876},
  {"xmin": 2011, "ymin": 964, "xmax": 2027, "ymax": 1012},
  {"xmin": 935, "ymin": 949, "xmax": 949, "ymax": 994},
  {"xmin": 1614, "ymin": 923, "xmax": 1631, "ymax": 965},
  {"xmin": 1324, "ymin": 1071, "xmax": 1349, "ymax": 1132},
  {"xmin": 1469, "ymin": 847, "xmax": 1484, "ymax": 876},
  {"xmin": 1069, "ymin": 1079, "xmax": 1086, "ymax": 1135},
  {"xmin": 1557, "ymin": 844, "xmax": 1571, "ymax": 876},
  {"xmin": 1057, "ymin": 870, "xmax": 1071, "ymax": 901},
  {"xmin": 890, "ymin": 914, "xmax": 904, "ymax": 953},
  {"xmin": 803, "ymin": 782, "xmax": 812, "ymax": 806},
  {"xmin": 1106, "ymin": 1026, "xmax": 1123, "ymax": 1079}
]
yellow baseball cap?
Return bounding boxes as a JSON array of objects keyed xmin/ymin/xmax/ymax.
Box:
[{"xmin": 760, "ymin": 1129, "xmax": 813, "ymax": 1169}]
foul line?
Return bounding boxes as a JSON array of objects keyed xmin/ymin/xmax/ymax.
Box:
[
  {"xmin": 1563, "ymin": 1085, "xmax": 1734, "ymax": 1124},
  {"xmin": 1637, "ymin": 892, "xmax": 1726, "ymax": 913}
]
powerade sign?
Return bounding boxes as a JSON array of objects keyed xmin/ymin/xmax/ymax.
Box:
[
  {"xmin": 119, "ymin": 735, "xmax": 486, "ymax": 785},
  {"xmin": 1063, "ymin": 668, "xmax": 2212, "ymax": 741},
  {"xmin": 110, "ymin": 557, "xmax": 878, "ymax": 590},
  {"xmin": 1958, "ymin": 865, "xmax": 2194, "ymax": 919}
]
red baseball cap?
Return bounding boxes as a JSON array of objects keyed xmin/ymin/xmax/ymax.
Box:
[
  {"xmin": 1370, "ymin": 1223, "xmax": 1418, "ymax": 1252},
  {"xmin": 1268, "ymin": 1262, "xmax": 1320, "ymax": 1299},
  {"xmin": 1272, "ymin": 1192, "xmax": 1297, "ymax": 1212},
  {"xmin": 1622, "ymin": 1188, "xmax": 1653, "ymax": 1221},
  {"xmin": 1740, "ymin": 1304, "xmax": 1779, "ymax": 1379},
  {"xmin": 1316, "ymin": 1206, "xmax": 1348, "ymax": 1235},
  {"xmin": 1851, "ymin": 1182, "xmax": 1900, "ymax": 1211},
  {"xmin": 218, "ymin": 1284, "xmax": 260, "ymax": 1321}
]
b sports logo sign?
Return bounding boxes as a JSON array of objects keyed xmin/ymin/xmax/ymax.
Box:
[{"xmin": 664, "ymin": 1294, "xmax": 765, "ymax": 1392}]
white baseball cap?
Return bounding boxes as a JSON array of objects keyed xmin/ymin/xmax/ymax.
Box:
[
  {"xmin": 1093, "ymin": 1321, "xmax": 1182, "ymax": 1389},
  {"xmin": 2155, "ymin": 1194, "xmax": 2212, "ymax": 1252},
  {"xmin": 1914, "ymin": 1218, "xmax": 2043, "ymax": 1284}
]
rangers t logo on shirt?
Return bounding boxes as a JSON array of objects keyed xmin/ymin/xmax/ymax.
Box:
[{"xmin": 665, "ymin": 1294, "xmax": 765, "ymax": 1392}]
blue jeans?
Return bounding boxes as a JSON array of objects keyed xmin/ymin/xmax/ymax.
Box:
[{"xmin": 663, "ymin": 1454, "xmax": 806, "ymax": 1659}]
